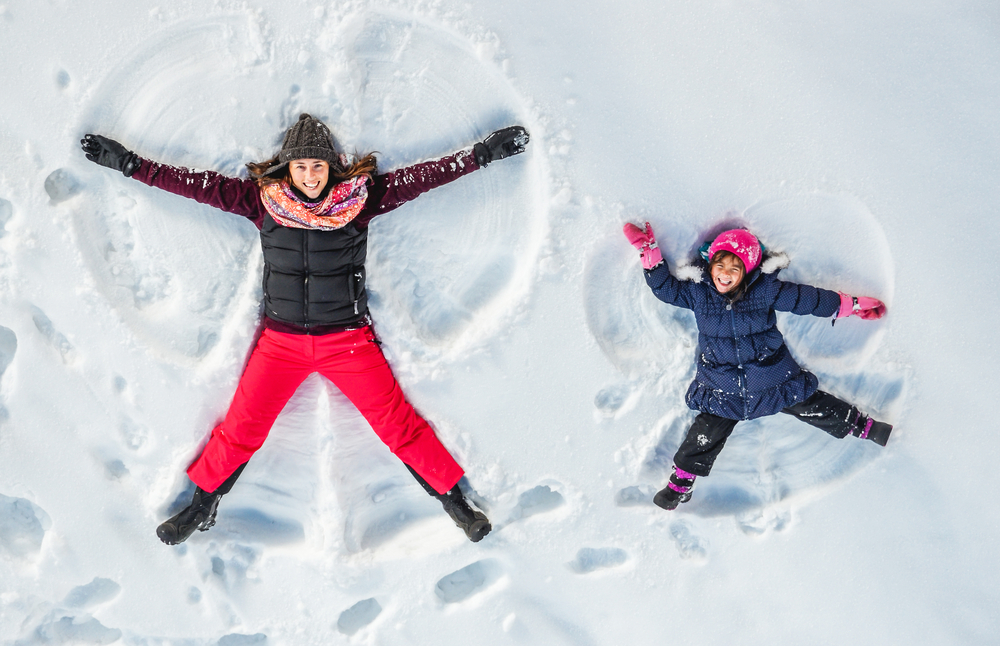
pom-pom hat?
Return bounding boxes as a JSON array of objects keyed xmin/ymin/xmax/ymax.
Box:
[
  {"xmin": 707, "ymin": 229, "xmax": 762, "ymax": 273},
  {"xmin": 261, "ymin": 113, "xmax": 340, "ymax": 177}
]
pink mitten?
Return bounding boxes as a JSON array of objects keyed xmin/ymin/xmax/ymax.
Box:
[
  {"xmin": 837, "ymin": 293, "xmax": 887, "ymax": 320},
  {"xmin": 622, "ymin": 222, "xmax": 664, "ymax": 270}
]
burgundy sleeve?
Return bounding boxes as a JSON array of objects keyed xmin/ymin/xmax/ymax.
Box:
[
  {"xmin": 130, "ymin": 158, "xmax": 267, "ymax": 229},
  {"xmin": 355, "ymin": 148, "xmax": 481, "ymax": 228}
]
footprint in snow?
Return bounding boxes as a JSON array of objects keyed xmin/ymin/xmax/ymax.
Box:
[
  {"xmin": 30, "ymin": 305, "xmax": 75, "ymax": 364},
  {"xmin": 593, "ymin": 381, "xmax": 641, "ymax": 421},
  {"xmin": 14, "ymin": 613, "xmax": 122, "ymax": 645},
  {"xmin": 614, "ymin": 485, "xmax": 657, "ymax": 508},
  {"xmin": 569, "ymin": 547, "xmax": 628, "ymax": 574},
  {"xmin": 44, "ymin": 168, "xmax": 81, "ymax": 204},
  {"xmin": 337, "ymin": 598, "xmax": 382, "ymax": 636},
  {"xmin": 0, "ymin": 325, "xmax": 16, "ymax": 421},
  {"xmin": 0, "ymin": 197, "xmax": 13, "ymax": 237},
  {"xmin": 490, "ymin": 484, "xmax": 566, "ymax": 532},
  {"xmin": 204, "ymin": 543, "xmax": 262, "ymax": 592},
  {"xmin": 435, "ymin": 559, "xmax": 501, "ymax": 604},
  {"xmin": 55, "ymin": 68, "xmax": 70, "ymax": 91},
  {"xmin": 509, "ymin": 484, "xmax": 564, "ymax": 522},
  {"xmin": 669, "ymin": 520, "xmax": 708, "ymax": 561},
  {"xmin": 6, "ymin": 577, "xmax": 124, "ymax": 644},
  {"xmin": 64, "ymin": 578, "xmax": 121, "ymax": 608},
  {"xmin": 218, "ymin": 633, "xmax": 267, "ymax": 646},
  {"xmin": 0, "ymin": 493, "xmax": 49, "ymax": 559}
]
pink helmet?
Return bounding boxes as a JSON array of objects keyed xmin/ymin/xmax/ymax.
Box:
[{"xmin": 707, "ymin": 229, "xmax": 762, "ymax": 273}]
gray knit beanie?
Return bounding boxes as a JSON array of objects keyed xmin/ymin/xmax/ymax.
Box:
[{"xmin": 263, "ymin": 113, "xmax": 339, "ymax": 176}]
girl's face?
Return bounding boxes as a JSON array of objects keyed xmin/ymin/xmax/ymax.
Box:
[
  {"xmin": 710, "ymin": 255, "xmax": 745, "ymax": 294},
  {"xmin": 289, "ymin": 158, "xmax": 329, "ymax": 199}
]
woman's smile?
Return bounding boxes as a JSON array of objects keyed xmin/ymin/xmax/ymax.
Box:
[{"xmin": 289, "ymin": 158, "xmax": 330, "ymax": 199}]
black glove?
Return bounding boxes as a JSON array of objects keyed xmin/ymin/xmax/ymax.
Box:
[
  {"xmin": 80, "ymin": 134, "xmax": 142, "ymax": 177},
  {"xmin": 473, "ymin": 126, "xmax": 529, "ymax": 167}
]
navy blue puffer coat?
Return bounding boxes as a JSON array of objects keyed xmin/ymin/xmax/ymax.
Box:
[{"xmin": 644, "ymin": 260, "xmax": 840, "ymax": 420}]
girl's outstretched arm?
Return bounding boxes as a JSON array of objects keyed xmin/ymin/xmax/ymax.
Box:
[
  {"xmin": 623, "ymin": 221, "xmax": 698, "ymax": 310},
  {"xmin": 772, "ymin": 280, "xmax": 842, "ymax": 317}
]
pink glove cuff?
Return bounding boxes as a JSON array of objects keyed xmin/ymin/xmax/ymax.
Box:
[
  {"xmin": 642, "ymin": 243, "xmax": 664, "ymax": 270},
  {"xmin": 837, "ymin": 292, "xmax": 857, "ymax": 318}
]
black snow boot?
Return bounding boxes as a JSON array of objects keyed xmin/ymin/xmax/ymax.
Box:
[
  {"xmin": 156, "ymin": 487, "xmax": 222, "ymax": 545},
  {"xmin": 653, "ymin": 466, "xmax": 696, "ymax": 511},
  {"xmin": 438, "ymin": 485, "xmax": 492, "ymax": 543},
  {"xmin": 404, "ymin": 465, "xmax": 491, "ymax": 542},
  {"xmin": 852, "ymin": 415, "xmax": 893, "ymax": 447}
]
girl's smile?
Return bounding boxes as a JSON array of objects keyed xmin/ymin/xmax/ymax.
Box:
[{"xmin": 710, "ymin": 255, "xmax": 745, "ymax": 294}]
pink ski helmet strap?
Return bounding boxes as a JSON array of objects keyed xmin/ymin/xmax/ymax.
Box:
[{"xmin": 707, "ymin": 229, "xmax": 762, "ymax": 273}]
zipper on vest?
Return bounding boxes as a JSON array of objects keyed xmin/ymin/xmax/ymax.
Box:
[
  {"xmin": 353, "ymin": 271, "xmax": 362, "ymax": 315},
  {"xmin": 728, "ymin": 302, "xmax": 749, "ymax": 420},
  {"xmin": 302, "ymin": 232, "xmax": 310, "ymax": 328}
]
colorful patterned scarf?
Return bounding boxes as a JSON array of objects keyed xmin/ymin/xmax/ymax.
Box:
[{"xmin": 260, "ymin": 175, "xmax": 369, "ymax": 231}]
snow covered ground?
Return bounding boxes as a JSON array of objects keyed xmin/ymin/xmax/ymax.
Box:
[{"xmin": 1, "ymin": 1, "xmax": 999, "ymax": 644}]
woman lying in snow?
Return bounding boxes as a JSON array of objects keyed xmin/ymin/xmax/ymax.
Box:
[
  {"xmin": 81, "ymin": 114, "xmax": 529, "ymax": 543},
  {"xmin": 623, "ymin": 224, "xmax": 891, "ymax": 510}
]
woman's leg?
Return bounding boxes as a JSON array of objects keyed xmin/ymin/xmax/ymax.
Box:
[
  {"xmin": 187, "ymin": 329, "xmax": 313, "ymax": 492},
  {"xmin": 673, "ymin": 412, "xmax": 740, "ymax": 477},
  {"xmin": 316, "ymin": 327, "xmax": 464, "ymax": 495}
]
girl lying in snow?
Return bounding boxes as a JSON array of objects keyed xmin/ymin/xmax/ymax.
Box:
[
  {"xmin": 81, "ymin": 114, "xmax": 529, "ymax": 543},
  {"xmin": 622, "ymin": 224, "xmax": 891, "ymax": 510}
]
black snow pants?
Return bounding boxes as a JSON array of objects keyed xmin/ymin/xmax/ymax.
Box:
[{"xmin": 673, "ymin": 390, "xmax": 862, "ymax": 477}]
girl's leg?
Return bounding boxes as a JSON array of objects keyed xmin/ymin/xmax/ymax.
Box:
[
  {"xmin": 654, "ymin": 413, "xmax": 737, "ymax": 510},
  {"xmin": 673, "ymin": 412, "xmax": 740, "ymax": 477},
  {"xmin": 187, "ymin": 329, "xmax": 313, "ymax": 492},
  {"xmin": 781, "ymin": 390, "xmax": 856, "ymax": 438},
  {"xmin": 316, "ymin": 327, "xmax": 464, "ymax": 495},
  {"xmin": 781, "ymin": 390, "xmax": 892, "ymax": 445}
]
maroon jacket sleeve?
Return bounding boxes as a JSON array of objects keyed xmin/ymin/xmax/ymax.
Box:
[
  {"xmin": 130, "ymin": 158, "xmax": 267, "ymax": 229},
  {"xmin": 354, "ymin": 148, "xmax": 481, "ymax": 228}
]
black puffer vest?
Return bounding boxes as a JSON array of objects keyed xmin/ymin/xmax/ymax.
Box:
[{"xmin": 259, "ymin": 213, "xmax": 368, "ymax": 328}]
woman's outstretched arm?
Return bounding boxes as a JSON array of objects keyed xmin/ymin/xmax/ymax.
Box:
[
  {"xmin": 357, "ymin": 149, "xmax": 481, "ymax": 223},
  {"xmin": 81, "ymin": 134, "xmax": 266, "ymax": 227},
  {"xmin": 356, "ymin": 126, "xmax": 530, "ymax": 226}
]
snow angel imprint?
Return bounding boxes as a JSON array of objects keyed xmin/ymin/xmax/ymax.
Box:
[
  {"xmin": 622, "ymin": 223, "xmax": 891, "ymax": 510},
  {"xmin": 81, "ymin": 114, "xmax": 530, "ymax": 543}
]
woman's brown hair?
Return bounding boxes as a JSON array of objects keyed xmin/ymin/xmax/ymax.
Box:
[{"xmin": 246, "ymin": 152, "xmax": 379, "ymax": 188}]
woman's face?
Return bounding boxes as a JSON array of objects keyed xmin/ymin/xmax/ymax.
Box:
[
  {"xmin": 710, "ymin": 255, "xmax": 745, "ymax": 294},
  {"xmin": 289, "ymin": 158, "xmax": 329, "ymax": 199}
]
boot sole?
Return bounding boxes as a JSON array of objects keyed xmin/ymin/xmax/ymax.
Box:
[
  {"xmin": 870, "ymin": 421, "xmax": 893, "ymax": 447},
  {"xmin": 653, "ymin": 489, "xmax": 691, "ymax": 511},
  {"xmin": 468, "ymin": 519, "xmax": 491, "ymax": 543}
]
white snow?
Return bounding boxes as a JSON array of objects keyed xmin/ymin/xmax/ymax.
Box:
[{"xmin": 2, "ymin": 1, "xmax": 999, "ymax": 644}]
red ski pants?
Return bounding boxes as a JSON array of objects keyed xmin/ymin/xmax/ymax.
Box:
[{"xmin": 186, "ymin": 326, "xmax": 465, "ymax": 495}]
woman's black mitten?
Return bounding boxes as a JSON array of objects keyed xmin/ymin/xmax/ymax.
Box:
[
  {"xmin": 80, "ymin": 134, "xmax": 141, "ymax": 177},
  {"xmin": 473, "ymin": 126, "xmax": 529, "ymax": 166}
]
